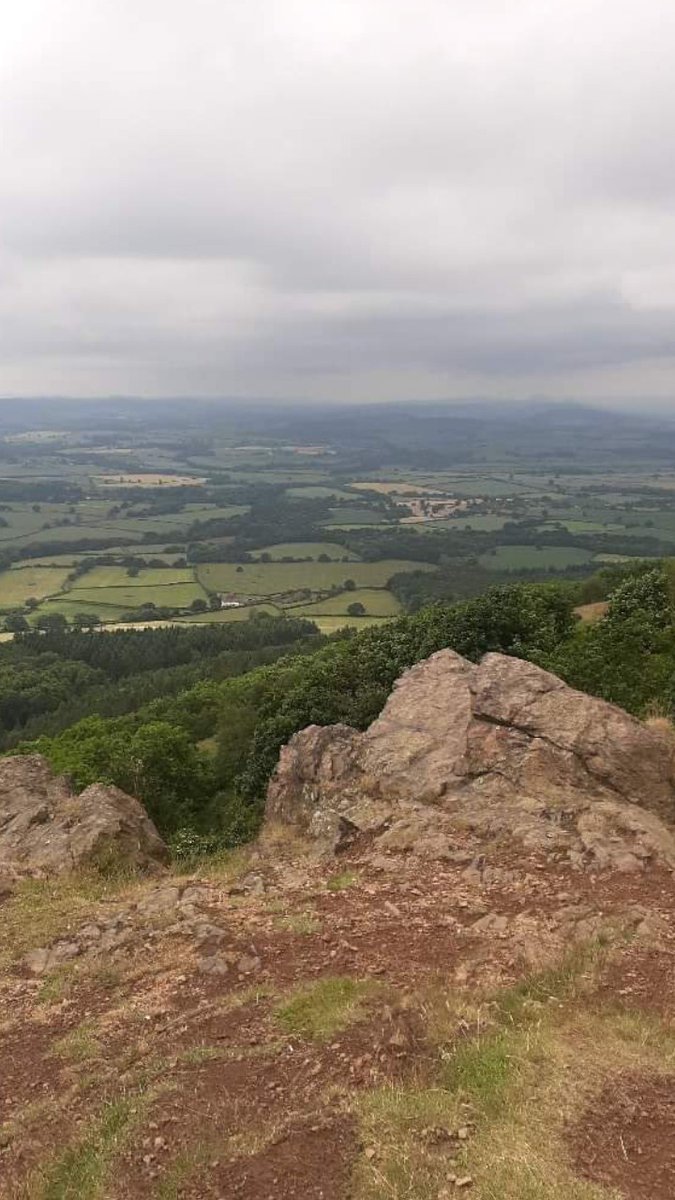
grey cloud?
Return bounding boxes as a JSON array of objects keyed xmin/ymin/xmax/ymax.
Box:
[{"xmin": 2, "ymin": 0, "xmax": 675, "ymax": 401}]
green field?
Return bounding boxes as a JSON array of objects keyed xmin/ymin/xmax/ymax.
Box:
[
  {"xmin": 0, "ymin": 504, "xmax": 99, "ymax": 543},
  {"xmin": 196, "ymin": 559, "xmax": 435, "ymax": 597},
  {"xmin": 12, "ymin": 523, "xmax": 144, "ymax": 546},
  {"xmin": 37, "ymin": 565, "xmax": 210, "ymax": 615},
  {"xmin": 177, "ymin": 603, "xmax": 283, "ymax": 623},
  {"xmin": 250, "ymin": 542, "xmax": 359, "ymax": 561},
  {"xmin": 104, "ymin": 505, "xmax": 247, "ymax": 535},
  {"xmin": 11, "ymin": 554, "xmax": 81, "ymax": 567},
  {"xmin": 592, "ymin": 553, "xmax": 653, "ymax": 564},
  {"xmin": 0, "ymin": 565, "xmax": 73, "ymax": 610},
  {"xmin": 292, "ymin": 588, "xmax": 401, "ymax": 616},
  {"xmin": 0, "ymin": 499, "xmax": 249, "ymax": 554},
  {"xmin": 479, "ymin": 545, "xmax": 594, "ymax": 571},
  {"xmin": 356, "ymin": 472, "xmax": 538, "ymax": 498},
  {"xmin": 32, "ymin": 598, "xmax": 130, "ymax": 623},
  {"xmin": 68, "ymin": 582, "xmax": 205, "ymax": 610},
  {"xmin": 223, "ymin": 470, "xmax": 330, "ymax": 485},
  {"xmin": 308, "ymin": 614, "xmax": 391, "ymax": 633},
  {"xmin": 74, "ymin": 566, "xmax": 196, "ymax": 590},
  {"xmin": 418, "ymin": 514, "xmax": 510, "ymax": 532}
]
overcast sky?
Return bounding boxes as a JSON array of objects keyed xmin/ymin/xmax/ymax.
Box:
[{"xmin": 2, "ymin": 1, "xmax": 675, "ymax": 405}]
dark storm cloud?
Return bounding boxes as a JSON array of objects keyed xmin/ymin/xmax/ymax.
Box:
[{"xmin": 2, "ymin": 0, "xmax": 675, "ymax": 401}]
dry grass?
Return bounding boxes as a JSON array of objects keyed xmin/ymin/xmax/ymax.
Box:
[
  {"xmin": 350, "ymin": 946, "xmax": 672, "ymax": 1200},
  {"xmin": 256, "ymin": 820, "xmax": 315, "ymax": 858},
  {"xmin": 644, "ymin": 713, "xmax": 675, "ymax": 739},
  {"xmin": 174, "ymin": 844, "xmax": 252, "ymax": 884},
  {"xmin": 573, "ymin": 602, "xmax": 609, "ymax": 624},
  {"xmin": 0, "ymin": 871, "xmax": 144, "ymax": 971}
]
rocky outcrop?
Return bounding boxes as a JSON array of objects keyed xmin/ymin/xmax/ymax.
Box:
[
  {"xmin": 19, "ymin": 880, "xmax": 250, "ymax": 975},
  {"xmin": 0, "ymin": 754, "xmax": 169, "ymax": 879},
  {"xmin": 266, "ymin": 650, "xmax": 675, "ymax": 871}
]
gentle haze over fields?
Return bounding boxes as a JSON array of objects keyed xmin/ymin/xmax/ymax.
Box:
[{"xmin": 2, "ymin": 1, "xmax": 675, "ymax": 404}]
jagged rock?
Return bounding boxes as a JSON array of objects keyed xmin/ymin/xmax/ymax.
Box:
[
  {"xmin": 0, "ymin": 754, "xmax": 169, "ymax": 876},
  {"xmin": 266, "ymin": 650, "xmax": 675, "ymax": 871}
]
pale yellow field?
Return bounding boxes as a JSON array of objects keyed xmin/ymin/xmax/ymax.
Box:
[
  {"xmin": 94, "ymin": 474, "xmax": 206, "ymax": 487},
  {"xmin": 352, "ymin": 480, "xmax": 444, "ymax": 496}
]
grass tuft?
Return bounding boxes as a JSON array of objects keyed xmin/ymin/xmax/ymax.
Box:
[
  {"xmin": 24, "ymin": 1097, "xmax": 137, "ymax": 1200},
  {"xmin": 350, "ymin": 948, "xmax": 670, "ymax": 1199},
  {"xmin": 37, "ymin": 965, "xmax": 77, "ymax": 1005},
  {"xmin": 275, "ymin": 976, "xmax": 378, "ymax": 1039},
  {"xmin": 0, "ymin": 870, "xmax": 142, "ymax": 970},
  {"xmin": 441, "ymin": 1031, "xmax": 514, "ymax": 1115},
  {"xmin": 326, "ymin": 870, "xmax": 359, "ymax": 892},
  {"xmin": 273, "ymin": 911, "xmax": 321, "ymax": 934}
]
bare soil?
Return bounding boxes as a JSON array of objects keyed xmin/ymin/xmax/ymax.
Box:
[
  {"xmin": 3, "ymin": 838, "xmax": 675, "ymax": 1198},
  {"xmin": 570, "ymin": 1073, "xmax": 675, "ymax": 1200}
]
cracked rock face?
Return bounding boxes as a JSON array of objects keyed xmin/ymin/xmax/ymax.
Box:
[
  {"xmin": 0, "ymin": 754, "xmax": 169, "ymax": 878},
  {"xmin": 266, "ymin": 650, "xmax": 675, "ymax": 871}
]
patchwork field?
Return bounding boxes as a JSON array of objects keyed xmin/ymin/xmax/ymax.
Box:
[
  {"xmin": 418, "ymin": 514, "xmax": 510, "ymax": 532},
  {"xmin": 2, "ymin": 409, "xmax": 675, "ymax": 635},
  {"xmin": 292, "ymin": 588, "xmax": 402, "ymax": 617},
  {"xmin": 196, "ymin": 559, "xmax": 436, "ymax": 597},
  {"xmin": 0, "ymin": 565, "xmax": 73, "ymax": 610},
  {"xmin": 26, "ymin": 565, "xmax": 209, "ymax": 620},
  {"xmin": 67, "ymin": 581, "xmax": 206, "ymax": 611},
  {"xmin": 177, "ymin": 603, "xmax": 282, "ymax": 624},
  {"xmin": 72, "ymin": 567, "xmax": 196, "ymax": 590}
]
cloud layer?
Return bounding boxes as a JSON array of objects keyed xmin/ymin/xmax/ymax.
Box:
[{"xmin": 2, "ymin": 0, "xmax": 675, "ymax": 402}]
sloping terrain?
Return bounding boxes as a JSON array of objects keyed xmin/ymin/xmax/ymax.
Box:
[
  {"xmin": 3, "ymin": 830, "xmax": 675, "ymax": 1200},
  {"xmin": 4, "ymin": 650, "xmax": 675, "ymax": 1199}
]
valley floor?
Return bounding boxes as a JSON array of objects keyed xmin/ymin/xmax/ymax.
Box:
[{"xmin": 2, "ymin": 833, "xmax": 675, "ymax": 1199}]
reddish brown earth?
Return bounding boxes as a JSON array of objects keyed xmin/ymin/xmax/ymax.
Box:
[
  {"xmin": 571, "ymin": 1073, "xmax": 675, "ymax": 1200},
  {"xmin": 3, "ymin": 836, "xmax": 675, "ymax": 1199}
]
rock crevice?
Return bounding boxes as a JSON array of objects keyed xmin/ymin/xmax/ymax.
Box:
[{"xmin": 266, "ymin": 650, "xmax": 675, "ymax": 871}]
